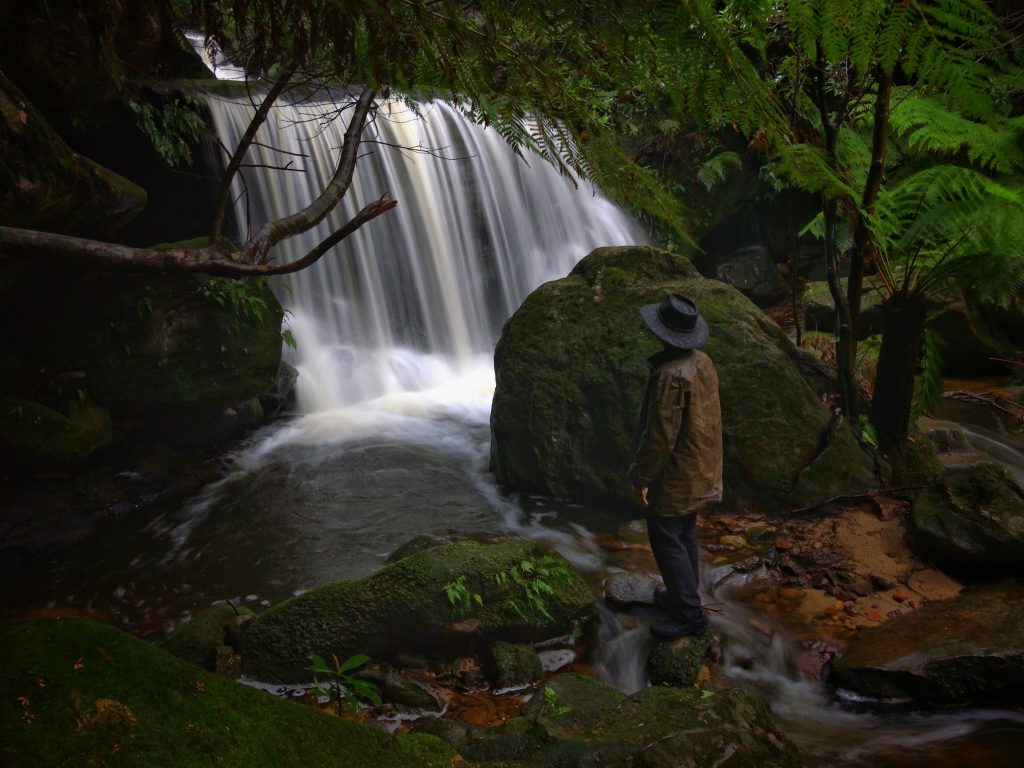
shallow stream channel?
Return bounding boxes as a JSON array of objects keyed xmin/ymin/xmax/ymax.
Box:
[{"xmin": 6, "ymin": 365, "xmax": 1024, "ymax": 767}]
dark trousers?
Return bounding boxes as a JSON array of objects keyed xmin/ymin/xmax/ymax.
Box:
[{"xmin": 646, "ymin": 512, "xmax": 703, "ymax": 622}]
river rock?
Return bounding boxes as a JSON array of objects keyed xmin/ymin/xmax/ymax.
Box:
[
  {"xmin": 488, "ymin": 641, "xmax": 544, "ymax": 690},
  {"xmin": 603, "ymin": 571, "xmax": 660, "ymax": 610},
  {"xmin": 830, "ymin": 582, "xmax": 1024, "ymax": 706},
  {"xmin": 910, "ymin": 463, "xmax": 1024, "ymax": 575},
  {"xmin": 490, "ymin": 245, "xmax": 877, "ymax": 511},
  {"xmin": 0, "ymin": 397, "xmax": 113, "ymax": 470},
  {"xmin": 159, "ymin": 601, "xmax": 256, "ymax": 672},
  {"xmin": 802, "ymin": 280, "xmax": 885, "ymax": 339},
  {"xmin": 648, "ymin": 634, "xmax": 713, "ymax": 687},
  {"xmin": 417, "ymin": 671, "xmax": 802, "ymax": 767},
  {"xmin": 0, "ymin": 617, "xmax": 460, "ymax": 768},
  {"xmin": 242, "ymin": 537, "xmax": 596, "ymax": 682}
]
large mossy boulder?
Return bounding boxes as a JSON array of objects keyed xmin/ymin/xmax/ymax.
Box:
[
  {"xmin": 830, "ymin": 582, "xmax": 1024, "ymax": 707},
  {"xmin": 1, "ymin": 262, "xmax": 283, "ymax": 446},
  {"xmin": 243, "ymin": 537, "xmax": 596, "ymax": 682},
  {"xmin": 910, "ymin": 463, "xmax": 1024, "ymax": 575},
  {"xmin": 417, "ymin": 672, "xmax": 802, "ymax": 767},
  {"xmin": 0, "ymin": 618, "xmax": 460, "ymax": 768},
  {"xmin": 491, "ymin": 246, "xmax": 877, "ymax": 510},
  {"xmin": 0, "ymin": 72, "xmax": 146, "ymax": 236}
]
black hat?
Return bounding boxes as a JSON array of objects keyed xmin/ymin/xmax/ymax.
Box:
[{"xmin": 639, "ymin": 294, "xmax": 709, "ymax": 349}]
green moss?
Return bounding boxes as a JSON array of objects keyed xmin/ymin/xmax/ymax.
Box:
[
  {"xmin": 0, "ymin": 618, "xmax": 460, "ymax": 768},
  {"xmin": 159, "ymin": 602, "xmax": 256, "ymax": 671},
  {"xmin": 436, "ymin": 672, "xmax": 801, "ymax": 767},
  {"xmin": 0, "ymin": 397, "xmax": 112, "ymax": 469},
  {"xmin": 491, "ymin": 245, "xmax": 876, "ymax": 510},
  {"xmin": 647, "ymin": 634, "xmax": 711, "ymax": 687},
  {"xmin": 243, "ymin": 538, "xmax": 596, "ymax": 682},
  {"xmin": 910, "ymin": 462, "xmax": 1024, "ymax": 574}
]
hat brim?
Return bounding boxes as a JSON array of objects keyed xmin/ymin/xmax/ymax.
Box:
[{"xmin": 640, "ymin": 302, "xmax": 709, "ymax": 349}]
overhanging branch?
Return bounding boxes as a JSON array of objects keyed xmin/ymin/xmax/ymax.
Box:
[{"xmin": 239, "ymin": 86, "xmax": 378, "ymax": 265}]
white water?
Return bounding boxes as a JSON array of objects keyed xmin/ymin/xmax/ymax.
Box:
[{"xmin": 203, "ymin": 92, "xmax": 645, "ymax": 415}]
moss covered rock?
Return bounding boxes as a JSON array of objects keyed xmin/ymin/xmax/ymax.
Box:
[
  {"xmin": 491, "ymin": 245, "xmax": 876, "ymax": 510},
  {"xmin": 418, "ymin": 672, "xmax": 802, "ymax": 767},
  {"xmin": 488, "ymin": 641, "xmax": 544, "ymax": 690},
  {"xmin": 243, "ymin": 537, "xmax": 596, "ymax": 682},
  {"xmin": 0, "ymin": 618, "xmax": 460, "ymax": 768},
  {"xmin": 830, "ymin": 582, "xmax": 1024, "ymax": 707},
  {"xmin": 159, "ymin": 601, "xmax": 256, "ymax": 672},
  {"xmin": 647, "ymin": 634, "xmax": 711, "ymax": 687},
  {"xmin": 910, "ymin": 463, "xmax": 1024, "ymax": 575},
  {"xmin": 2, "ymin": 263, "xmax": 283, "ymax": 446},
  {"xmin": 0, "ymin": 72, "xmax": 146, "ymax": 236},
  {"xmin": 0, "ymin": 396, "xmax": 112, "ymax": 469}
]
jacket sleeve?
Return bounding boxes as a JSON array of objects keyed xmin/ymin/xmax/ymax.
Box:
[{"xmin": 628, "ymin": 370, "xmax": 688, "ymax": 487}]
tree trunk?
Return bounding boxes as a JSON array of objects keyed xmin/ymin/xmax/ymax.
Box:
[
  {"xmin": 869, "ymin": 292, "xmax": 926, "ymax": 451},
  {"xmin": 815, "ymin": 43, "xmax": 858, "ymax": 419}
]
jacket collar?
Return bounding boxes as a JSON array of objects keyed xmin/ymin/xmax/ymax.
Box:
[{"xmin": 647, "ymin": 346, "xmax": 693, "ymax": 369}]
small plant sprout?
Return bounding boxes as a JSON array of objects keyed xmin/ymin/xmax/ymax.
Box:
[
  {"xmin": 443, "ymin": 575, "xmax": 483, "ymax": 620},
  {"xmin": 308, "ymin": 653, "xmax": 382, "ymax": 715}
]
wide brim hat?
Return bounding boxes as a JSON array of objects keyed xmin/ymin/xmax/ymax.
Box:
[{"xmin": 640, "ymin": 293, "xmax": 709, "ymax": 349}]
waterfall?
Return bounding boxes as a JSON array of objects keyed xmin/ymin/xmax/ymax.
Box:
[{"xmin": 203, "ymin": 92, "xmax": 647, "ymax": 413}]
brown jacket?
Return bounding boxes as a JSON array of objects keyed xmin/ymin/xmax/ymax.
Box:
[{"xmin": 628, "ymin": 348, "xmax": 723, "ymax": 515}]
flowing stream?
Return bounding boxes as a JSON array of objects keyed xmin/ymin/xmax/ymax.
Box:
[{"xmin": 7, "ymin": 83, "xmax": 1024, "ymax": 765}]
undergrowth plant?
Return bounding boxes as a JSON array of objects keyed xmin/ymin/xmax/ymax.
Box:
[{"xmin": 309, "ymin": 653, "xmax": 382, "ymax": 715}]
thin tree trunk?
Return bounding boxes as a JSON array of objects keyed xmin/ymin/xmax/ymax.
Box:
[
  {"xmin": 209, "ymin": 69, "xmax": 296, "ymax": 246},
  {"xmin": 869, "ymin": 291, "xmax": 926, "ymax": 450},
  {"xmin": 816, "ymin": 45, "xmax": 858, "ymax": 418},
  {"xmin": 847, "ymin": 72, "xmax": 892, "ymax": 325}
]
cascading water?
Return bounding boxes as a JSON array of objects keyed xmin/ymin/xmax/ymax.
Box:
[{"xmin": 204, "ymin": 92, "xmax": 645, "ymax": 411}]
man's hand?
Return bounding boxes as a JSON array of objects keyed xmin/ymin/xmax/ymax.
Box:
[{"xmin": 633, "ymin": 485, "xmax": 649, "ymax": 509}]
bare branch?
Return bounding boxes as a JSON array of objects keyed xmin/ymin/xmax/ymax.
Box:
[
  {"xmin": 0, "ymin": 193, "xmax": 396, "ymax": 277},
  {"xmin": 209, "ymin": 67, "xmax": 296, "ymax": 247},
  {"xmin": 239, "ymin": 86, "xmax": 378, "ymax": 265}
]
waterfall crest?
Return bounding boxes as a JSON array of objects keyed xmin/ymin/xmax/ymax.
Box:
[{"xmin": 203, "ymin": 94, "xmax": 646, "ymax": 413}]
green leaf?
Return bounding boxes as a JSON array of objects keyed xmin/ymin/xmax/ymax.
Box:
[{"xmin": 338, "ymin": 654, "xmax": 370, "ymax": 673}]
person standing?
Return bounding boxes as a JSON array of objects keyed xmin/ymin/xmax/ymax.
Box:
[{"xmin": 629, "ymin": 293, "xmax": 723, "ymax": 640}]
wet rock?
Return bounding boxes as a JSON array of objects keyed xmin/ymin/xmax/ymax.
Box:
[
  {"xmin": 379, "ymin": 672, "xmax": 444, "ymax": 711},
  {"xmin": 0, "ymin": 397, "xmax": 113, "ymax": 470},
  {"xmin": 918, "ymin": 417, "xmax": 989, "ymax": 465},
  {"xmin": 417, "ymin": 672, "xmax": 802, "ymax": 767},
  {"xmin": 488, "ymin": 641, "xmax": 543, "ymax": 690},
  {"xmin": 830, "ymin": 581, "xmax": 1024, "ymax": 707},
  {"xmin": 491, "ymin": 246, "xmax": 877, "ymax": 511},
  {"xmin": 159, "ymin": 601, "xmax": 256, "ymax": 672},
  {"xmin": 214, "ymin": 644, "xmax": 242, "ymax": 678},
  {"xmin": 243, "ymin": 538, "xmax": 596, "ymax": 682},
  {"xmin": 603, "ymin": 571, "xmax": 660, "ymax": 610},
  {"xmin": 537, "ymin": 649, "xmax": 576, "ymax": 673},
  {"xmin": 718, "ymin": 534, "xmax": 749, "ymax": 551},
  {"xmin": 910, "ymin": 463, "xmax": 1024, "ymax": 575},
  {"xmin": 802, "ymin": 280, "xmax": 885, "ymax": 339},
  {"xmin": 647, "ymin": 634, "xmax": 713, "ymax": 687},
  {"xmin": 713, "ymin": 244, "xmax": 787, "ymax": 305},
  {"xmin": 259, "ymin": 362, "xmax": 298, "ymax": 419}
]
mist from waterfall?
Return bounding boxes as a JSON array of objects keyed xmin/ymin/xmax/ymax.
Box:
[{"xmin": 203, "ymin": 93, "xmax": 647, "ymax": 414}]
